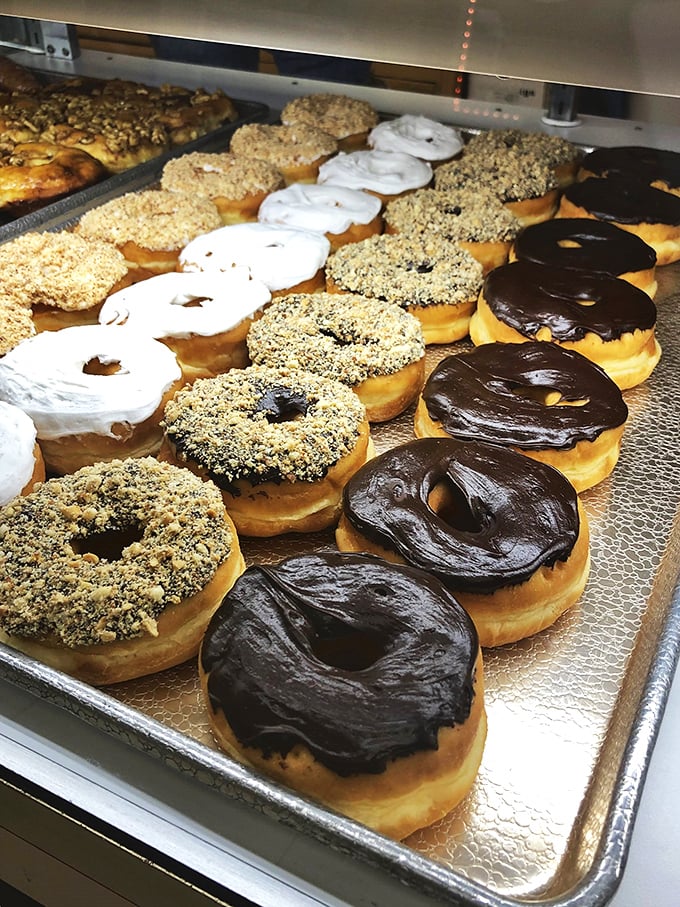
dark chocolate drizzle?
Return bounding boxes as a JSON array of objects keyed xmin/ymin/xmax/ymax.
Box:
[
  {"xmin": 483, "ymin": 260, "xmax": 657, "ymax": 341},
  {"xmin": 341, "ymin": 437, "xmax": 580, "ymax": 594},
  {"xmin": 201, "ymin": 551, "xmax": 479, "ymax": 776},
  {"xmin": 513, "ymin": 218, "xmax": 656, "ymax": 276},
  {"xmin": 422, "ymin": 342, "xmax": 628, "ymax": 450},
  {"xmin": 581, "ymin": 145, "xmax": 680, "ymax": 191},
  {"xmin": 562, "ymin": 176, "xmax": 680, "ymax": 226}
]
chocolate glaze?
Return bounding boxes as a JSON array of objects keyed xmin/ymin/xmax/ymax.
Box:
[
  {"xmin": 562, "ymin": 176, "xmax": 680, "ymax": 226},
  {"xmin": 341, "ymin": 437, "xmax": 580, "ymax": 594},
  {"xmin": 513, "ymin": 218, "xmax": 656, "ymax": 276},
  {"xmin": 422, "ymin": 342, "xmax": 628, "ymax": 450},
  {"xmin": 581, "ymin": 146, "xmax": 680, "ymax": 191},
  {"xmin": 201, "ymin": 550, "xmax": 479, "ymax": 776},
  {"xmin": 483, "ymin": 260, "xmax": 657, "ymax": 341}
]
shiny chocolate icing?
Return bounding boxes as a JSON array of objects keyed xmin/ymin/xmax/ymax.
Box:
[
  {"xmin": 513, "ymin": 218, "xmax": 656, "ymax": 276},
  {"xmin": 422, "ymin": 342, "xmax": 628, "ymax": 450},
  {"xmin": 483, "ymin": 260, "xmax": 657, "ymax": 341},
  {"xmin": 562, "ymin": 176, "xmax": 680, "ymax": 226},
  {"xmin": 341, "ymin": 437, "xmax": 580, "ymax": 594},
  {"xmin": 581, "ymin": 145, "xmax": 680, "ymax": 191},
  {"xmin": 201, "ymin": 550, "xmax": 479, "ymax": 776}
]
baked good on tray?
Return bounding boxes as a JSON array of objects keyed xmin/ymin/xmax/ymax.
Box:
[{"xmin": 0, "ymin": 400, "xmax": 45, "ymax": 505}]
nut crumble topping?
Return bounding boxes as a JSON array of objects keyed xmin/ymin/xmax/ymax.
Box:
[
  {"xmin": 230, "ymin": 123, "xmax": 338, "ymax": 167},
  {"xmin": 281, "ymin": 93, "xmax": 378, "ymax": 139},
  {"xmin": 161, "ymin": 152, "xmax": 284, "ymax": 200},
  {"xmin": 0, "ymin": 296, "xmax": 35, "ymax": 354},
  {"xmin": 385, "ymin": 187, "xmax": 521, "ymax": 242},
  {"xmin": 434, "ymin": 146, "xmax": 559, "ymax": 202}
]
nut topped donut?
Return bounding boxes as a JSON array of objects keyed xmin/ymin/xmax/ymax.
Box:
[
  {"xmin": 326, "ymin": 232, "xmax": 484, "ymax": 344},
  {"xmin": 464, "ymin": 128, "xmax": 582, "ymax": 187},
  {"xmin": 0, "ymin": 457, "xmax": 245, "ymax": 685},
  {"xmin": 510, "ymin": 218, "xmax": 658, "ymax": 298},
  {"xmin": 280, "ymin": 93, "xmax": 378, "ymax": 150},
  {"xmin": 0, "ymin": 401, "xmax": 45, "ymax": 505},
  {"xmin": 230, "ymin": 122, "xmax": 338, "ymax": 184},
  {"xmin": 336, "ymin": 437, "xmax": 591, "ymax": 647},
  {"xmin": 469, "ymin": 260, "xmax": 661, "ymax": 390},
  {"xmin": 199, "ymin": 550, "xmax": 486, "ymax": 840},
  {"xmin": 415, "ymin": 342, "xmax": 629, "ymax": 492},
  {"xmin": 317, "ymin": 150, "xmax": 433, "ymax": 205},
  {"xmin": 159, "ymin": 365, "xmax": 373, "ymax": 537},
  {"xmin": 246, "ymin": 291, "xmax": 426, "ymax": 422},
  {"xmin": 368, "ymin": 114, "xmax": 464, "ymax": 165},
  {"xmin": 0, "ymin": 140, "xmax": 106, "ymax": 211}
]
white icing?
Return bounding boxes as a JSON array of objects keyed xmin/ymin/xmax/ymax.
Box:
[
  {"xmin": 257, "ymin": 183, "xmax": 382, "ymax": 235},
  {"xmin": 0, "ymin": 400, "xmax": 38, "ymax": 504},
  {"xmin": 179, "ymin": 223, "xmax": 330, "ymax": 292},
  {"xmin": 99, "ymin": 270, "xmax": 271, "ymax": 339},
  {"xmin": 317, "ymin": 150, "xmax": 433, "ymax": 195},
  {"xmin": 368, "ymin": 115, "xmax": 464, "ymax": 162},
  {"xmin": 0, "ymin": 325, "xmax": 182, "ymax": 440}
]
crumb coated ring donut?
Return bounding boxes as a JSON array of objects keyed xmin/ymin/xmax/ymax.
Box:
[
  {"xmin": 0, "ymin": 401, "xmax": 44, "ymax": 505},
  {"xmin": 415, "ymin": 341, "xmax": 628, "ymax": 492},
  {"xmin": 280, "ymin": 93, "xmax": 378, "ymax": 147},
  {"xmin": 200, "ymin": 550, "xmax": 485, "ymax": 839},
  {"xmin": 0, "ymin": 457, "xmax": 244, "ymax": 684},
  {"xmin": 464, "ymin": 128, "xmax": 581, "ymax": 185},
  {"xmin": 510, "ymin": 218, "xmax": 658, "ymax": 297},
  {"xmin": 230, "ymin": 123, "xmax": 338, "ymax": 183},
  {"xmin": 246, "ymin": 292, "xmax": 426, "ymax": 422},
  {"xmin": 0, "ymin": 141, "xmax": 105, "ymax": 208}
]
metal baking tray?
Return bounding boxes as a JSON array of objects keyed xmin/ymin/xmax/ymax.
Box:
[{"xmin": 1, "ymin": 186, "xmax": 680, "ymax": 905}]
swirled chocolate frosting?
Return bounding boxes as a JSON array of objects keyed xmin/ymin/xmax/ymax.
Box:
[
  {"xmin": 341, "ymin": 437, "xmax": 580, "ymax": 593},
  {"xmin": 483, "ymin": 260, "xmax": 657, "ymax": 341},
  {"xmin": 422, "ymin": 342, "xmax": 628, "ymax": 450},
  {"xmin": 562, "ymin": 176, "xmax": 680, "ymax": 226},
  {"xmin": 580, "ymin": 145, "xmax": 680, "ymax": 191},
  {"xmin": 201, "ymin": 551, "xmax": 478, "ymax": 776},
  {"xmin": 513, "ymin": 218, "xmax": 657, "ymax": 276}
]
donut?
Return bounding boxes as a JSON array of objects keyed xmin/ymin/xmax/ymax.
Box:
[
  {"xmin": 280, "ymin": 93, "xmax": 379, "ymax": 150},
  {"xmin": 558, "ymin": 176, "xmax": 680, "ymax": 266},
  {"xmin": 229, "ymin": 122, "xmax": 338, "ymax": 184},
  {"xmin": 160, "ymin": 151, "xmax": 285, "ymax": 224},
  {"xmin": 0, "ymin": 457, "xmax": 245, "ymax": 685},
  {"xmin": 336, "ymin": 437, "xmax": 591, "ymax": 648},
  {"xmin": 325, "ymin": 232, "xmax": 484, "ymax": 344},
  {"xmin": 178, "ymin": 222, "xmax": 330, "ymax": 297},
  {"xmin": 76, "ymin": 189, "xmax": 222, "ymax": 273},
  {"xmin": 246, "ymin": 292, "xmax": 426, "ymax": 422},
  {"xmin": 0, "ymin": 401, "xmax": 45, "ymax": 505},
  {"xmin": 0, "ymin": 324, "xmax": 183, "ymax": 475},
  {"xmin": 434, "ymin": 146, "xmax": 560, "ymax": 226},
  {"xmin": 159, "ymin": 365, "xmax": 374, "ymax": 537},
  {"xmin": 317, "ymin": 150, "xmax": 433, "ymax": 205},
  {"xmin": 199, "ymin": 550, "xmax": 486, "ymax": 840},
  {"xmin": 510, "ymin": 218, "xmax": 658, "ymax": 298},
  {"xmin": 0, "ymin": 231, "xmax": 132, "ymax": 331},
  {"xmin": 414, "ymin": 342, "xmax": 628, "ymax": 492},
  {"xmin": 464, "ymin": 128, "xmax": 582, "ymax": 187},
  {"xmin": 384, "ymin": 187, "xmax": 522, "ymax": 274},
  {"xmin": 0, "ymin": 295, "xmax": 35, "ymax": 355},
  {"xmin": 469, "ymin": 260, "xmax": 661, "ymax": 390},
  {"xmin": 368, "ymin": 114, "xmax": 464, "ymax": 165},
  {"xmin": 99, "ymin": 270, "xmax": 271, "ymax": 382},
  {"xmin": 577, "ymin": 145, "xmax": 680, "ymax": 196},
  {"xmin": 257, "ymin": 183, "xmax": 383, "ymax": 250},
  {"xmin": 0, "ymin": 141, "xmax": 105, "ymax": 211},
  {"xmin": 157, "ymin": 86, "xmax": 238, "ymax": 144}
]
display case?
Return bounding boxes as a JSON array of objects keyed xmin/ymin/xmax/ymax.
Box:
[{"xmin": 1, "ymin": 6, "xmax": 680, "ymax": 907}]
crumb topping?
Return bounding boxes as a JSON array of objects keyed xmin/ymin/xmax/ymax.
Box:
[
  {"xmin": 434, "ymin": 146, "xmax": 559, "ymax": 201},
  {"xmin": 326, "ymin": 233, "xmax": 484, "ymax": 307},
  {"xmin": 162, "ymin": 364, "xmax": 366, "ymax": 486},
  {"xmin": 247, "ymin": 292, "xmax": 424, "ymax": 384},
  {"xmin": 0, "ymin": 457, "xmax": 234, "ymax": 647},
  {"xmin": 385, "ymin": 187, "xmax": 521, "ymax": 242},
  {"xmin": 230, "ymin": 123, "xmax": 338, "ymax": 167},
  {"xmin": 76, "ymin": 189, "xmax": 222, "ymax": 251},
  {"xmin": 0, "ymin": 231, "xmax": 128, "ymax": 310},
  {"xmin": 281, "ymin": 93, "xmax": 378, "ymax": 139},
  {"xmin": 161, "ymin": 151, "xmax": 284, "ymax": 200},
  {"xmin": 0, "ymin": 295, "xmax": 34, "ymax": 354},
  {"xmin": 465, "ymin": 128, "xmax": 581, "ymax": 167}
]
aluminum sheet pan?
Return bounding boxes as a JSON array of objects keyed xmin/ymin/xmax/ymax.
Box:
[{"xmin": 1, "ymin": 207, "xmax": 680, "ymax": 905}]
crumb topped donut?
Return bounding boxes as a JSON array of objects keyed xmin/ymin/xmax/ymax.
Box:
[
  {"xmin": 326, "ymin": 232, "xmax": 484, "ymax": 344},
  {"xmin": 160, "ymin": 365, "xmax": 373, "ymax": 537},
  {"xmin": 368, "ymin": 114, "xmax": 464, "ymax": 164},
  {"xmin": 280, "ymin": 93, "xmax": 378, "ymax": 150},
  {"xmin": 230, "ymin": 122, "xmax": 338, "ymax": 184},
  {"xmin": 0, "ymin": 295, "xmax": 35, "ymax": 355},
  {"xmin": 0, "ymin": 140, "xmax": 106, "ymax": 211},
  {"xmin": 317, "ymin": 150, "xmax": 433, "ymax": 205},
  {"xmin": 76, "ymin": 189, "xmax": 222, "ymax": 273},
  {"xmin": 464, "ymin": 128, "xmax": 582, "ymax": 187},
  {"xmin": 246, "ymin": 292, "xmax": 426, "ymax": 422},
  {"xmin": 0, "ymin": 457, "xmax": 245, "ymax": 685},
  {"xmin": 161, "ymin": 151, "xmax": 285, "ymax": 224},
  {"xmin": 199, "ymin": 550, "xmax": 486, "ymax": 840},
  {"xmin": 0, "ymin": 401, "xmax": 44, "ymax": 505}
]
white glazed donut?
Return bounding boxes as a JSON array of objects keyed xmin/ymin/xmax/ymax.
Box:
[
  {"xmin": 0, "ymin": 324, "xmax": 183, "ymax": 475},
  {"xmin": 0, "ymin": 401, "xmax": 44, "ymax": 504},
  {"xmin": 317, "ymin": 150, "xmax": 433, "ymax": 203},
  {"xmin": 368, "ymin": 115, "xmax": 464, "ymax": 163},
  {"xmin": 179, "ymin": 223, "xmax": 330, "ymax": 296}
]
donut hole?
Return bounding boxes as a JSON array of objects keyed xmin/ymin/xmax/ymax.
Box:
[
  {"xmin": 71, "ymin": 523, "xmax": 145, "ymax": 562},
  {"xmin": 557, "ymin": 239, "xmax": 582, "ymax": 249},
  {"xmin": 309, "ymin": 617, "xmax": 388, "ymax": 671},
  {"xmin": 427, "ymin": 478, "xmax": 482, "ymax": 533},
  {"xmin": 318, "ymin": 326, "xmax": 355, "ymax": 347},
  {"xmin": 255, "ymin": 386, "xmax": 308, "ymax": 423},
  {"xmin": 82, "ymin": 356, "xmax": 124, "ymax": 377},
  {"xmin": 511, "ymin": 385, "xmax": 590, "ymax": 407}
]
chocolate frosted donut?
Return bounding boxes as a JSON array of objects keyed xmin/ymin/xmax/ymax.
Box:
[
  {"xmin": 200, "ymin": 550, "xmax": 486, "ymax": 839},
  {"xmin": 510, "ymin": 218, "xmax": 658, "ymax": 298},
  {"xmin": 336, "ymin": 437, "xmax": 591, "ymax": 647},
  {"xmin": 579, "ymin": 145, "xmax": 680, "ymax": 195},
  {"xmin": 469, "ymin": 260, "xmax": 661, "ymax": 390},
  {"xmin": 415, "ymin": 342, "xmax": 628, "ymax": 491}
]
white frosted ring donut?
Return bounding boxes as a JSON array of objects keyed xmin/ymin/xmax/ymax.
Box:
[
  {"xmin": 368, "ymin": 115, "xmax": 464, "ymax": 162},
  {"xmin": 317, "ymin": 150, "xmax": 433, "ymax": 200},
  {"xmin": 258, "ymin": 183, "xmax": 382, "ymax": 236},
  {"xmin": 0, "ymin": 400, "xmax": 44, "ymax": 504}
]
